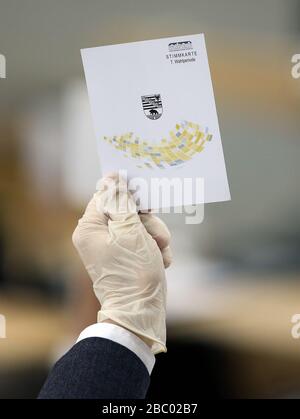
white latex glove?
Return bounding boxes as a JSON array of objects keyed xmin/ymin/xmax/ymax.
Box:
[{"xmin": 72, "ymin": 175, "xmax": 172, "ymax": 354}]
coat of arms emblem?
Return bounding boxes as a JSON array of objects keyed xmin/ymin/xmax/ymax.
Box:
[{"xmin": 141, "ymin": 94, "xmax": 163, "ymax": 120}]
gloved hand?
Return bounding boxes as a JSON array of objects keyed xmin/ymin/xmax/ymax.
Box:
[{"xmin": 72, "ymin": 174, "xmax": 172, "ymax": 354}]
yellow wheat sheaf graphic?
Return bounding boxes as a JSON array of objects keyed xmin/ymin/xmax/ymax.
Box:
[{"xmin": 102, "ymin": 120, "xmax": 212, "ymax": 169}]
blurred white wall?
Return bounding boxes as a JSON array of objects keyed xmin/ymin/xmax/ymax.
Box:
[
  {"xmin": 17, "ymin": 81, "xmax": 101, "ymax": 207},
  {"xmin": 60, "ymin": 80, "xmax": 101, "ymax": 207}
]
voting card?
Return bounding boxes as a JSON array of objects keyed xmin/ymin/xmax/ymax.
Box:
[{"xmin": 81, "ymin": 34, "xmax": 230, "ymax": 210}]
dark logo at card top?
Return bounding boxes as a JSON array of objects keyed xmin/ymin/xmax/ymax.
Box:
[
  {"xmin": 141, "ymin": 94, "xmax": 163, "ymax": 120},
  {"xmin": 168, "ymin": 41, "xmax": 193, "ymax": 52}
]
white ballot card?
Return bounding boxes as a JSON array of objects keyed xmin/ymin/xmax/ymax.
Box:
[{"xmin": 81, "ymin": 34, "xmax": 230, "ymax": 210}]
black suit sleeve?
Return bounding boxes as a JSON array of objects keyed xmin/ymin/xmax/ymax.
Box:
[{"xmin": 38, "ymin": 337, "xmax": 150, "ymax": 399}]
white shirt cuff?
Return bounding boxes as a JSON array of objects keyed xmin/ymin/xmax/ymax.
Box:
[{"xmin": 76, "ymin": 323, "xmax": 155, "ymax": 374}]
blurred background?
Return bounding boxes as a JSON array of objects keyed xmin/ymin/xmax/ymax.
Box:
[{"xmin": 0, "ymin": 0, "xmax": 300, "ymax": 399}]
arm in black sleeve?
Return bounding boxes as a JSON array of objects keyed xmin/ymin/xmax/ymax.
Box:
[{"xmin": 38, "ymin": 337, "xmax": 150, "ymax": 399}]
